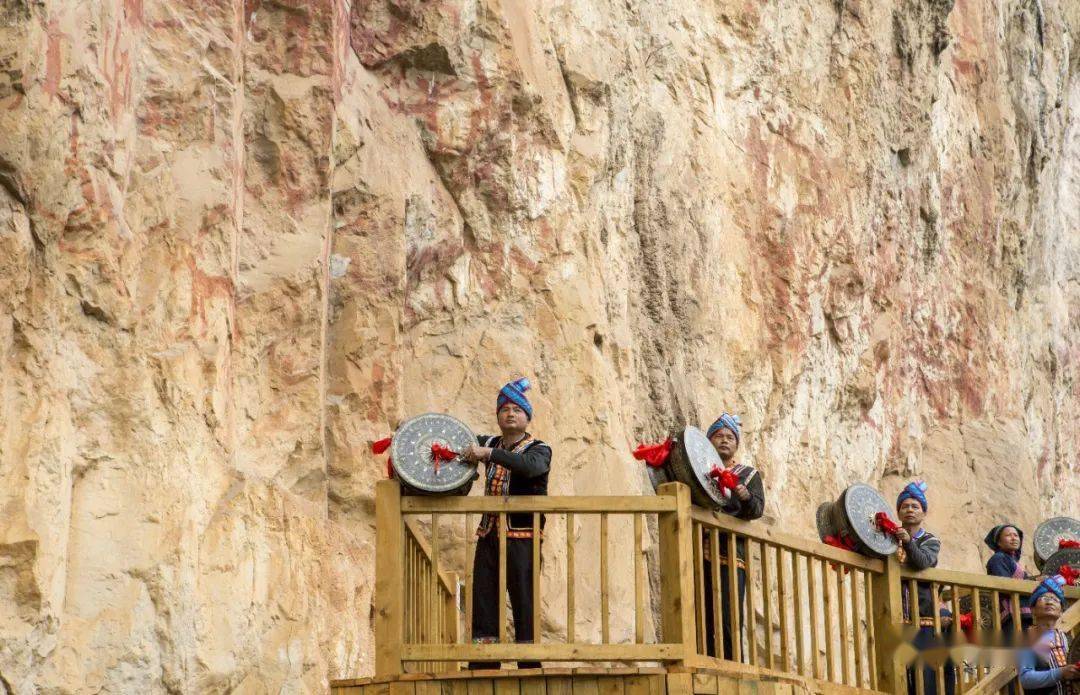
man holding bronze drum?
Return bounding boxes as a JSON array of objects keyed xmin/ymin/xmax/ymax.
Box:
[{"xmin": 462, "ymin": 378, "xmax": 552, "ymax": 670}]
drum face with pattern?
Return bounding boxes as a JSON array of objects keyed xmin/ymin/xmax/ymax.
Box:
[
  {"xmin": 667, "ymin": 426, "xmax": 725, "ymax": 509},
  {"xmin": 957, "ymin": 592, "xmax": 995, "ymax": 630},
  {"xmin": 390, "ymin": 413, "xmax": 478, "ymax": 495},
  {"xmin": 1040, "ymin": 548, "xmax": 1080, "ymax": 579},
  {"xmin": 1033, "ymin": 517, "xmax": 1080, "ymax": 571},
  {"xmin": 816, "ymin": 485, "xmax": 899, "ymax": 558}
]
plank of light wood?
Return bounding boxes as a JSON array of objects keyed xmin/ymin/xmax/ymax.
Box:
[
  {"xmin": 521, "ymin": 676, "xmax": 545, "ymax": 695},
  {"xmin": 823, "ymin": 559, "xmax": 836, "ymax": 683},
  {"xmin": 601, "ymin": 512, "xmax": 610, "ymax": 644},
  {"xmin": 499, "ymin": 514, "xmax": 508, "ymax": 644},
  {"xmin": 1058, "ymin": 596, "xmax": 1080, "ymax": 632},
  {"xmin": 962, "ymin": 666, "xmax": 1016, "ymax": 695},
  {"xmin": 709, "ymin": 530, "xmax": 722, "ymax": 661},
  {"xmin": 467, "ymin": 678, "xmax": 494, "ymax": 695},
  {"xmin": 908, "ymin": 578, "xmax": 925, "ymax": 695},
  {"xmin": 494, "ymin": 679, "xmax": 520, "ymax": 695},
  {"xmin": 807, "ymin": 554, "xmax": 821, "ymax": 681},
  {"xmin": 972, "ymin": 587, "xmax": 982, "ymax": 644},
  {"xmin": 690, "ymin": 508, "xmax": 885, "ymax": 573},
  {"xmin": 863, "ymin": 569, "xmax": 877, "ymax": 691},
  {"xmin": 402, "ymin": 644, "xmax": 685, "ymax": 662},
  {"xmin": 791, "ymin": 552, "xmax": 806, "ymax": 676},
  {"xmin": 571, "ymin": 676, "xmax": 598, "ymax": 695},
  {"xmin": 852, "ymin": 569, "xmax": 864, "ymax": 688},
  {"xmin": 776, "ymin": 546, "xmax": 790, "ymax": 673},
  {"xmin": 836, "ymin": 563, "xmax": 852, "ymax": 686},
  {"xmin": 744, "ymin": 539, "xmax": 758, "ymax": 667},
  {"xmin": 870, "ymin": 555, "xmax": 905, "ymax": 695},
  {"xmin": 375, "ymin": 480, "xmax": 405, "ymax": 677},
  {"xmin": 900, "ymin": 566, "xmax": 1080, "ymax": 599},
  {"xmin": 635, "ymin": 514, "xmax": 645, "ymax": 644},
  {"xmin": 465, "ymin": 514, "xmax": 475, "ymax": 643},
  {"xmin": 403, "ymin": 497, "xmax": 677, "ymax": 513},
  {"xmin": 1010, "ymin": 593, "xmax": 1022, "ymax": 638},
  {"xmin": 566, "ymin": 513, "xmax": 576, "ymax": 644},
  {"xmin": 990, "ymin": 590, "xmax": 1002, "ymax": 635},
  {"xmin": 597, "ymin": 676, "xmax": 623, "ymax": 695},
  {"xmin": 692, "ymin": 524, "xmax": 705, "ymax": 655},
  {"xmin": 761, "ymin": 543, "xmax": 775, "ymax": 670},
  {"xmin": 657, "ymin": 483, "xmax": 696, "ymax": 665},
  {"xmin": 403, "ymin": 517, "xmax": 458, "ymax": 592},
  {"xmin": 932, "ymin": 583, "xmax": 944, "ymax": 695},
  {"xmin": 725, "ymin": 531, "xmax": 741, "ymax": 664},
  {"xmin": 533, "ymin": 513, "xmax": 541, "ymax": 650},
  {"xmin": 547, "ymin": 676, "xmax": 572, "ymax": 695}
]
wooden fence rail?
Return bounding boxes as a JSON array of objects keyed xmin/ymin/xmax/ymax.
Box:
[{"xmin": 373, "ymin": 479, "xmax": 1080, "ymax": 695}]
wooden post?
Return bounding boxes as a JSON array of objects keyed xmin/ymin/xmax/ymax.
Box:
[
  {"xmin": 870, "ymin": 554, "xmax": 905, "ymax": 695},
  {"xmin": 375, "ymin": 480, "xmax": 405, "ymax": 677},
  {"xmin": 658, "ymin": 482, "xmax": 696, "ymax": 665}
]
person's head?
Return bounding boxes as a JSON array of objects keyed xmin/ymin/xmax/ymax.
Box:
[
  {"xmin": 1028, "ymin": 575, "xmax": 1067, "ymax": 621},
  {"xmin": 496, "ymin": 378, "xmax": 532, "ymax": 436},
  {"xmin": 706, "ymin": 413, "xmax": 741, "ymax": 462},
  {"xmin": 896, "ymin": 480, "xmax": 928, "ymax": 526},
  {"xmin": 984, "ymin": 524, "xmax": 1024, "ymax": 556}
]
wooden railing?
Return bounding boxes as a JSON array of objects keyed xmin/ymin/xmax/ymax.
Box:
[
  {"xmin": 373, "ymin": 479, "xmax": 1080, "ymax": 695},
  {"xmin": 690, "ymin": 507, "xmax": 885, "ymax": 691}
]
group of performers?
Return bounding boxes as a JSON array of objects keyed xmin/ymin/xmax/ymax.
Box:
[{"xmin": 444, "ymin": 378, "xmax": 1076, "ymax": 693}]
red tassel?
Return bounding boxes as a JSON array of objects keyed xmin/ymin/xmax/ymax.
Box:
[
  {"xmin": 708, "ymin": 466, "xmax": 740, "ymax": 492},
  {"xmin": 824, "ymin": 534, "xmax": 858, "ymax": 552},
  {"xmin": 874, "ymin": 512, "xmax": 901, "ymax": 537},
  {"xmin": 371, "ymin": 437, "xmax": 392, "ymax": 454},
  {"xmin": 429, "ymin": 443, "xmax": 460, "ymax": 475},
  {"xmin": 1060, "ymin": 563, "xmax": 1080, "ymax": 587},
  {"xmin": 958, "ymin": 613, "xmax": 974, "ymax": 631},
  {"xmin": 632, "ymin": 438, "xmax": 673, "ymax": 468},
  {"xmin": 1059, "ymin": 539, "xmax": 1080, "ymax": 550}
]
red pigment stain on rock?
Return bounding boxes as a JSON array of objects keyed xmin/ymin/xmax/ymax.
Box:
[
  {"xmin": 405, "ymin": 239, "xmax": 465, "ymax": 292},
  {"xmin": 43, "ymin": 18, "xmax": 63, "ymax": 98}
]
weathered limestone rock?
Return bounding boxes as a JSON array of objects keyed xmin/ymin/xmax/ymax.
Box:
[{"xmin": 1, "ymin": 0, "xmax": 1079, "ymax": 691}]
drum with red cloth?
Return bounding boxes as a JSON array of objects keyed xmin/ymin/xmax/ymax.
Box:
[
  {"xmin": 1041, "ymin": 548, "xmax": 1080, "ymax": 580},
  {"xmin": 815, "ymin": 484, "xmax": 899, "ymax": 558},
  {"xmin": 666, "ymin": 425, "xmax": 725, "ymax": 509},
  {"xmin": 1034, "ymin": 517, "xmax": 1080, "ymax": 571},
  {"xmin": 390, "ymin": 413, "xmax": 478, "ymax": 495}
]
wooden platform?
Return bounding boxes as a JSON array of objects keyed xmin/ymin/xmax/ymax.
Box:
[{"xmin": 331, "ymin": 664, "xmax": 888, "ymax": 695}]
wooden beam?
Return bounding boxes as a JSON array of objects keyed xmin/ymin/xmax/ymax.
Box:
[
  {"xmin": 962, "ymin": 666, "xmax": 1016, "ymax": 695},
  {"xmin": 657, "ymin": 483, "xmax": 696, "ymax": 666},
  {"xmin": 402, "ymin": 497, "xmax": 677, "ymax": 513},
  {"xmin": 402, "ymin": 644, "xmax": 685, "ymax": 662},
  {"xmin": 869, "ymin": 554, "xmax": 905, "ymax": 695},
  {"xmin": 376, "ymin": 480, "xmax": 405, "ymax": 677},
  {"xmin": 900, "ymin": 566, "xmax": 1080, "ymax": 599}
]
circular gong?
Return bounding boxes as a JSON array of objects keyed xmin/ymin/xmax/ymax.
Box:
[
  {"xmin": 1040, "ymin": 548, "xmax": 1080, "ymax": 580},
  {"xmin": 667, "ymin": 426, "xmax": 724, "ymax": 509},
  {"xmin": 390, "ymin": 413, "xmax": 478, "ymax": 495},
  {"xmin": 1033, "ymin": 517, "xmax": 1080, "ymax": 571},
  {"xmin": 841, "ymin": 484, "xmax": 900, "ymax": 558}
]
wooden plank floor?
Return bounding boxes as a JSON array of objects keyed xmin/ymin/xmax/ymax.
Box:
[{"xmin": 331, "ymin": 665, "xmax": 887, "ymax": 695}]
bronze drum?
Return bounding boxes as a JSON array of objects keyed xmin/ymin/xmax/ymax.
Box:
[
  {"xmin": 1033, "ymin": 517, "xmax": 1080, "ymax": 571},
  {"xmin": 390, "ymin": 413, "xmax": 478, "ymax": 496},
  {"xmin": 815, "ymin": 484, "xmax": 899, "ymax": 558}
]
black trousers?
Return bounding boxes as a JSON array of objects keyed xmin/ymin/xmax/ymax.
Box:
[
  {"xmin": 702, "ymin": 559, "xmax": 746, "ymax": 660},
  {"xmin": 906, "ymin": 626, "xmax": 956, "ymax": 695},
  {"xmin": 470, "ymin": 533, "xmax": 539, "ymax": 670}
]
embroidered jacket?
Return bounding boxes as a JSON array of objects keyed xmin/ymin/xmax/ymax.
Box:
[{"xmin": 475, "ymin": 433, "xmax": 552, "ymax": 539}]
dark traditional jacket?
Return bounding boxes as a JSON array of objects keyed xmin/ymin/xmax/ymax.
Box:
[
  {"xmin": 709, "ymin": 463, "xmax": 765, "ymax": 565},
  {"xmin": 900, "ymin": 529, "xmax": 942, "ymax": 622},
  {"xmin": 475, "ymin": 433, "xmax": 552, "ymax": 539}
]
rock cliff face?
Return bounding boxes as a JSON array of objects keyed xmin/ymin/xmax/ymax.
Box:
[{"xmin": 2, "ymin": 0, "xmax": 1079, "ymax": 691}]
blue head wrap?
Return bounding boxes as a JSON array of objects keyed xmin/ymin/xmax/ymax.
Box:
[
  {"xmin": 496, "ymin": 377, "xmax": 533, "ymax": 420},
  {"xmin": 707, "ymin": 413, "xmax": 741, "ymax": 445},
  {"xmin": 896, "ymin": 480, "xmax": 929, "ymax": 512},
  {"xmin": 1029, "ymin": 574, "xmax": 1067, "ymax": 608}
]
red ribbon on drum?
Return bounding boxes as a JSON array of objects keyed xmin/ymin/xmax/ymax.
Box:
[
  {"xmin": 371, "ymin": 437, "xmax": 394, "ymax": 478},
  {"xmin": 631, "ymin": 438, "xmax": 673, "ymax": 468},
  {"xmin": 874, "ymin": 512, "xmax": 902, "ymax": 537},
  {"xmin": 708, "ymin": 466, "xmax": 740, "ymax": 498},
  {"xmin": 429, "ymin": 443, "xmax": 460, "ymax": 474}
]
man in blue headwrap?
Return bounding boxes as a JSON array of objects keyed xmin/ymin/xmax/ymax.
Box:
[
  {"xmin": 463, "ymin": 378, "xmax": 552, "ymax": 670},
  {"xmin": 701, "ymin": 413, "xmax": 765, "ymax": 661},
  {"xmin": 893, "ymin": 480, "xmax": 953, "ymax": 695},
  {"xmin": 1017, "ymin": 575, "xmax": 1077, "ymax": 694}
]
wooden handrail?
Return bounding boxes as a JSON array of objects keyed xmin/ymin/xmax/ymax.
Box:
[
  {"xmin": 401, "ymin": 496, "xmax": 678, "ymax": 513},
  {"xmin": 899, "ymin": 565, "xmax": 1080, "ymax": 599},
  {"xmin": 403, "ymin": 516, "xmax": 457, "ymax": 595},
  {"xmin": 690, "ymin": 507, "xmax": 886, "ymax": 573}
]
